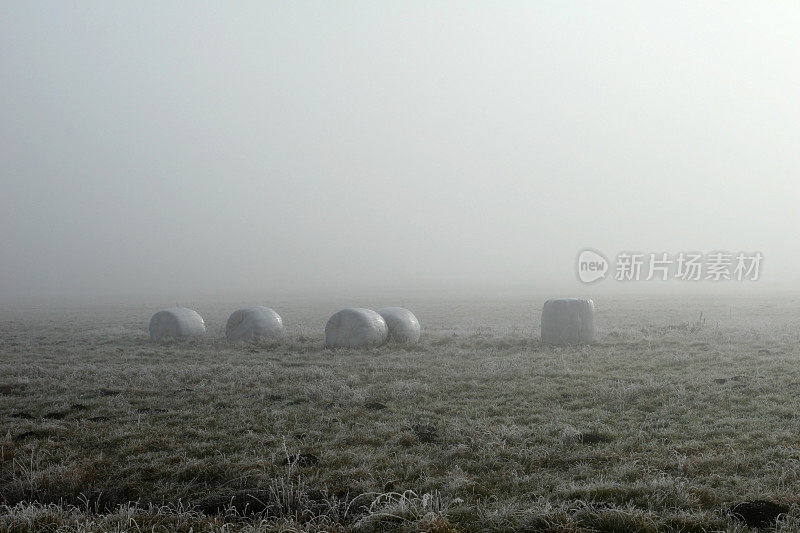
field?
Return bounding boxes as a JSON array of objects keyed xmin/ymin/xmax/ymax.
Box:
[{"xmin": 1, "ymin": 294, "xmax": 800, "ymax": 532}]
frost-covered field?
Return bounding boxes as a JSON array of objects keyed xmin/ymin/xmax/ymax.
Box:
[{"xmin": 1, "ymin": 294, "xmax": 800, "ymax": 532}]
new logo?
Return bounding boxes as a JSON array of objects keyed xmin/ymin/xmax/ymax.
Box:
[{"xmin": 577, "ymin": 248, "xmax": 609, "ymax": 284}]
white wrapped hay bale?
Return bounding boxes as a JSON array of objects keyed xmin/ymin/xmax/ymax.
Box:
[
  {"xmin": 149, "ymin": 307, "xmax": 206, "ymax": 342},
  {"xmin": 541, "ymin": 298, "xmax": 596, "ymax": 345},
  {"xmin": 325, "ymin": 308, "xmax": 388, "ymax": 348},
  {"xmin": 226, "ymin": 306, "xmax": 285, "ymax": 342},
  {"xmin": 377, "ymin": 307, "xmax": 421, "ymax": 344}
]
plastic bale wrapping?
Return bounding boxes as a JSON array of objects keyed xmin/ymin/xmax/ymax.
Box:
[
  {"xmin": 148, "ymin": 307, "xmax": 206, "ymax": 342},
  {"xmin": 378, "ymin": 307, "xmax": 421, "ymax": 344},
  {"xmin": 325, "ymin": 308, "xmax": 388, "ymax": 348},
  {"xmin": 541, "ymin": 298, "xmax": 596, "ymax": 345},
  {"xmin": 225, "ymin": 306, "xmax": 285, "ymax": 342}
]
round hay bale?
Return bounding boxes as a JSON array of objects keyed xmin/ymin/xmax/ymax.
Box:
[
  {"xmin": 377, "ymin": 307, "xmax": 421, "ymax": 344},
  {"xmin": 226, "ymin": 306, "xmax": 285, "ymax": 342},
  {"xmin": 541, "ymin": 298, "xmax": 596, "ymax": 345},
  {"xmin": 325, "ymin": 308, "xmax": 388, "ymax": 348},
  {"xmin": 149, "ymin": 307, "xmax": 206, "ymax": 342}
]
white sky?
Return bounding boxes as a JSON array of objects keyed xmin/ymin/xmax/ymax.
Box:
[{"xmin": 1, "ymin": 2, "xmax": 798, "ymax": 303}]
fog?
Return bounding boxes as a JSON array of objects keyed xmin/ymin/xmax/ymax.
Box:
[{"xmin": 1, "ymin": 2, "xmax": 798, "ymax": 305}]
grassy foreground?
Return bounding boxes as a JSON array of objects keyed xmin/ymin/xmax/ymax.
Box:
[{"xmin": 1, "ymin": 298, "xmax": 800, "ymax": 531}]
